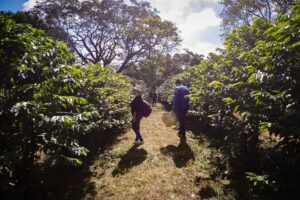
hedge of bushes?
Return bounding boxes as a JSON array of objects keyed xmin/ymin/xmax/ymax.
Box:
[
  {"xmin": 158, "ymin": 5, "xmax": 300, "ymax": 199},
  {"xmin": 0, "ymin": 14, "xmax": 131, "ymax": 197}
]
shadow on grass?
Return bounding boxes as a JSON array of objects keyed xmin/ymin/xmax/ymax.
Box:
[
  {"xmin": 160, "ymin": 141, "xmax": 195, "ymax": 168},
  {"xmin": 198, "ymin": 185, "xmax": 217, "ymax": 199},
  {"xmin": 161, "ymin": 101, "xmax": 172, "ymax": 111},
  {"xmin": 27, "ymin": 166, "xmax": 95, "ymax": 200},
  {"xmin": 157, "ymin": 103, "xmax": 261, "ymax": 199},
  {"xmin": 21, "ymin": 130, "xmax": 127, "ymax": 200},
  {"xmin": 112, "ymin": 145, "xmax": 147, "ymax": 176},
  {"xmin": 185, "ymin": 119, "xmax": 259, "ymax": 200}
]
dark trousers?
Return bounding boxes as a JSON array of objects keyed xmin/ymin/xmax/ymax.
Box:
[
  {"xmin": 152, "ymin": 98, "xmax": 156, "ymax": 106},
  {"xmin": 132, "ymin": 114, "xmax": 143, "ymax": 141},
  {"xmin": 175, "ymin": 108, "xmax": 188, "ymax": 139}
]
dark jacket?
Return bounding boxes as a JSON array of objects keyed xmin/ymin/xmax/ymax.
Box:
[
  {"xmin": 172, "ymin": 84, "xmax": 190, "ymax": 112},
  {"xmin": 130, "ymin": 95, "xmax": 143, "ymax": 114}
]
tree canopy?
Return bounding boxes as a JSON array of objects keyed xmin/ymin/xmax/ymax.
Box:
[
  {"xmin": 124, "ymin": 50, "xmax": 203, "ymax": 89},
  {"xmin": 31, "ymin": 0, "xmax": 181, "ymax": 72},
  {"xmin": 220, "ymin": 0, "xmax": 298, "ymax": 35}
]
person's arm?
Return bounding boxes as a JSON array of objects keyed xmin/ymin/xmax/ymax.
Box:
[
  {"xmin": 184, "ymin": 88, "xmax": 190, "ymax": 101},
  {"xmin": 132, "ymin": 112, "xmax": 137, "ymax": 123},
  {"xmin": 172, "ymin": 88, "xmax": 180, "ymax": 111},
  {"xmin": 131, "ymin": 96, "xmax": 138, "ymax": 122}
]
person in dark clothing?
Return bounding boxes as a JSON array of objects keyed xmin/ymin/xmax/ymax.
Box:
[
  {"xmin": 151, "ymin": 90, "xmax": 157, "ymax": 107},
  {"xmin": 130, "ymin": 85, "xmax": 144, "ymax": 144},
  {"xmin": 172, "ymin": 79, "xmax": 190, "ymax": 142}
]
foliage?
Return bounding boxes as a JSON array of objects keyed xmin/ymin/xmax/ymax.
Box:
[
  {"xmin": 220, "ymin": 0, "xmax": 298, "ymax": 35},
  {"xmin": 246, "ymin": 172, "xmax": 276, "ymax": 197},
  {"xmin": 124, "ymin": 50, "xmax": 203, "ymax": 89},
  {"xmin": 160, "ymin": 4, "xmax": 300, "ymax": 199},
  {"xmin": 0, "ymin": 11, "xmax": 45, "ymax": 30},
  {"xmin": 124, "ymin": 52, "xmax": 167, "ymax": 90},
  {"xmin": 0, "ymin": 14, "xmax": 131, "ymax": 197},
  {"xmin": 156, "ymin": 67, "xmax": 193, "ymax": 105},
  {"xmin": 31, "ymin": 0, "xmax": 181, "ymax": 72}
]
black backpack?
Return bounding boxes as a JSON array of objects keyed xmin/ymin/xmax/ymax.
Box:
[{"xmin": 142, "ymin": 100, "xmax": 152, "ymax": 117}]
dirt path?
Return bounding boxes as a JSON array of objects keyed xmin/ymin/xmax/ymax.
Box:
[{"xmin": 85, "ymin": 104, "xmax": 225, "ymax": 200}]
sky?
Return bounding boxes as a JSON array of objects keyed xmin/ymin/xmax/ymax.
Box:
[
  {"xmin": 0, "ymin": 0, "xmax": 223, "ymax": 56},
  {"xmin": 146, "ymin": 0, "xmax": 223, "ymax": 56}
]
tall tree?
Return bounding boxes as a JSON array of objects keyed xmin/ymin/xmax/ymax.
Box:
[
  {"xmin": 220, "ymin": 0, "xmax": 298, "ymax": 35},
  {"xmin": 124, "ymin": 50, "xmax": 203, "ymax": 89},
  {"xmin": 31, "ymin": 0, "xmax": 180, "ymax": 72}
]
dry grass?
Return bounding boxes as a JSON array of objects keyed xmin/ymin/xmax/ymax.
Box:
[{"xmin": 84, "ymin": 104, "xmax": 231, "ymax": 200}]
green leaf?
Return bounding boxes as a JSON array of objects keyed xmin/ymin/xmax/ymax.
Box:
[
  {"xmin": 223, "ymin": 97, "xmax": 236, "ymax": 105},
  {"xmin": 208, "ymin": 80, "xmax": 223, "ymax": 88},
  {"xmin": 65, "ymin": 157, "xmax": 83, "ymax": 167},
  {"xmin": 233, "ymin": 105, "xmax": 240, "ymax": 112},
  {"xmin": 289, "ymin": 40, "xmax": 300, "ymax": 48},
  {"xmin": 229, "ymin": 82, "xmax": 244, "ymax": 88},
  {"xmin": 247, "ymin": 73, "xmax": 257, "ymax": 84}
]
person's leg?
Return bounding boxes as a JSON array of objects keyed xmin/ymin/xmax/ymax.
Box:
[
  {"xmin": 152, "ymin": 98, "xmax": 156, "ymax": 106},
  {"xmin": 177, "ymin": 109, "xmax": 187, "ymax": 141},
  {"xmin": 132, "ymin": 116, "xmax": 143, "ymax": 142}
]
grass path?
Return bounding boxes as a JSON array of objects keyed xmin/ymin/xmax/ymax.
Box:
[{"xmin": 85, "ymin": 104, "xmax": 228, "ymax": 200}]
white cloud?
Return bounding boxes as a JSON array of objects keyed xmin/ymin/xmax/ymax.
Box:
[
  {"xmin": 180, "ymin": 8, "xmax": 222, "ymax": 55},
  {"xmin": 22, "ymin": 0, "xmax": 38, "ymax": 11},
  {"xmin": 181, "ymin": 9, "xmax": 221, "ymax": 37},
  {"xmin": 146, "ymin": 0, "xmax": 223, "ymax": 56}
]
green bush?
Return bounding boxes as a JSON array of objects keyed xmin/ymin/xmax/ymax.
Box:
[
  {"xmin": 0, "ymin": 14, "xmax": 131, "ymax": 196},
  {"xmin": 159, "ymin": 5, "xmax": 300, "ymax": 199}
]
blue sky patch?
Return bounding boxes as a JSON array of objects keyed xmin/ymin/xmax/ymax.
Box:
[{"xmin": 0, "ymin": 0, "xmax": 26, "ymax": 12}]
